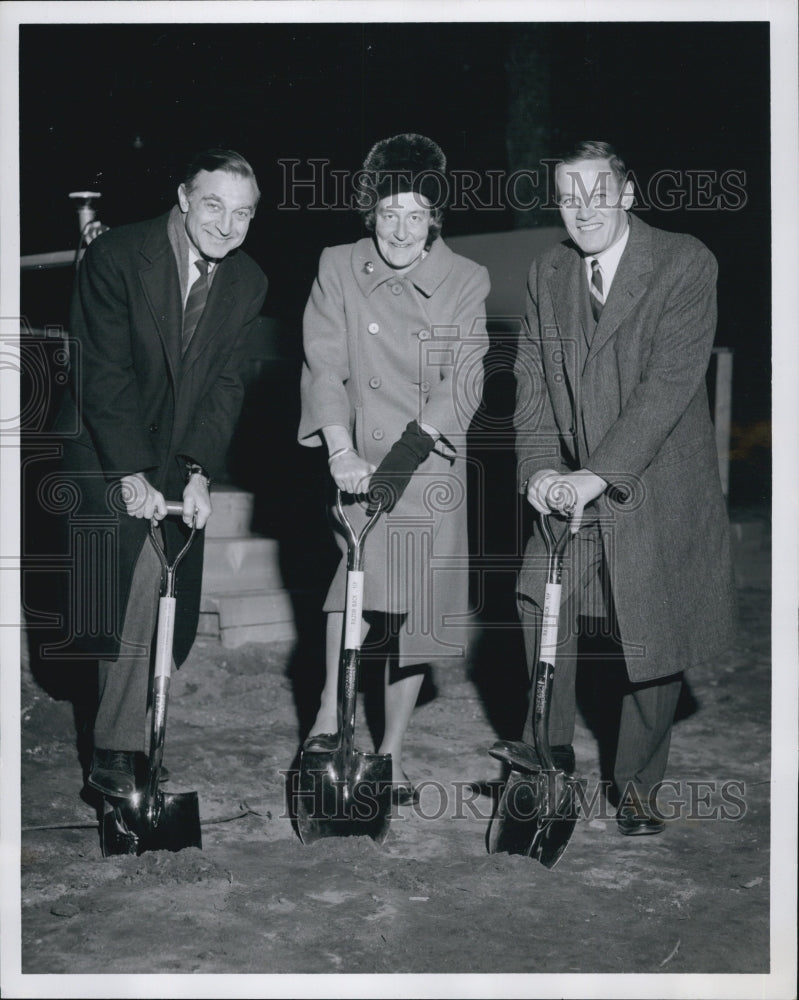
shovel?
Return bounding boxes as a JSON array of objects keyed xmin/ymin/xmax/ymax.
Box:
[
  {"xmin": 296, "ymin": 490, "xmax": 392, "ymax": 845},
  {"xmin": 101, "ymin": 501, "xmax": 202, "ymax": 856},
  {"xmin": 488, "ymin": 512, "xmax": 583, "ymax": 868}
]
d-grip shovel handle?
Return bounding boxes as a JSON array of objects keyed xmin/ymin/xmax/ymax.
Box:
[
  {"xmin": 148, "ymin": 503, "xmax": 196, "ymax": 681},
  {"xmin": 145, "ymin": 502, "xmax": 197, "ymax": 821},
  {"xmin": 331, "ymin": 490, "xmax": 383, "ymax": 764},
  {"xmin": 334, "ymin": 489, "xmax": 383, "ymax": 653}
]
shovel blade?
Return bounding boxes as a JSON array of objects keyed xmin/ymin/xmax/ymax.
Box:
[
  {"xmin": 488, "ymin": 770, "xmax": 546, "ymax": 857},
  {"xmin": 295, "ymin": 748, "xmax": 392, "ymax": 845},
  {"xmin": 488, "ymin": 770, "xmax": 581, "ymax": 868},
  {"xmin": 101, "ymin": 790, "xmax": 202, "ymax": 857},
  {"xmin": 532, "ymin": 777, "xmax": 582, "ymax": 869}
]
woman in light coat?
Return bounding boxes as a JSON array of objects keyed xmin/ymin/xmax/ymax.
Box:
[{"xmin": 298, "ymin": 133, "xmax": 490, "ymax": 801}]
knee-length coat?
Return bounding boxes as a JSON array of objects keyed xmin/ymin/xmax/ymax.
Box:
[
  {"xmin": 299, "ymin": 236, "xmax": 490, "ymax": 665},
  {"xmin": 515, "ymin": 214, "xmax": 736, "ymax": 682}
]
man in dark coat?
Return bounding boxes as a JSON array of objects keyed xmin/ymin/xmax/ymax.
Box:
[
  {"xmin": 52, "ymin": 148, "xmax": 268, "ymax": 797},
  {"xmin": 491, "ymin": 141, "xmax": 736, "ymax": 835}
]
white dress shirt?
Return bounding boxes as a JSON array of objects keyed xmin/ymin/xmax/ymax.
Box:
[{"xmin": 582, "ymin": 217, "xmax": 631, "ymax": 299}]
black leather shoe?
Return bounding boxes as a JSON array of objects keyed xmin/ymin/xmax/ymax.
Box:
[
  {"xmin": 391, "ymin": 774, "xmax": 419, "ymax": 807},
  {"xmin": 489, "ymin": 740, "xmax": 576, "ymax": 774},
  {"xmin": 302, "ymin": 732, "xmax": 338, "ymax": 753},
  {"xmin": 88, "ymin": 749, "xmax": 136, "ymax": 797},
  {"xmin": 616, "ymin": 807, "xmax": 665, "ymax": 837}
]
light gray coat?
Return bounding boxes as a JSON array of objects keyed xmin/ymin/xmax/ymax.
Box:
[{"xmin": 300, "ymin": 236, "xmax": 490, "ymax": 664}]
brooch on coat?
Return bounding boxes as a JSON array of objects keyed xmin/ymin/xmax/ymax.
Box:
[{"xmin": 363, "ymin": 261, "xmax": 374, "ymax": 274}]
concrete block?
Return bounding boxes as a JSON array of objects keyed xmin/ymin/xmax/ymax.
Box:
[
  {"xmin": 201, "ymin": 590, "xmax": 295, "ymax": 629},
  {"xmin": 201, "ymin": 537, "xmax": 285, "ymax": 592},
  {"xmin": 220, "ymin": 620, "xmax": 297, "ymax": 648},
  {"xmin": 207, "ymin": 486, "xmax": 255, "ymax": 538}
]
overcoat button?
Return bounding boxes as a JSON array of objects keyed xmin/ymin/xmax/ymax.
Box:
[
  {"xmin": 369, "ymin": 376, "xmax": 382, "ymax": 389},
  {"xmin": 420, "ymin": 381, "xmax": 430, "ymax": 393},
  {"xmin": 418, "ymin": 329, "xmax": 430, "ymax": 340},
  {"xmin": 372, "ymin": 428, "xmax": 384, "ymax": 440},
  {"xmin": 368, "ymin": 322, "xmax": 379, "ymax": 334},
  {"xmin": 149, "ymin": 423, "xmax": 158, "ymax": 433},
  {"xmin": 390, "ymin": 283, "xmax": 403, "ymax": 295}
]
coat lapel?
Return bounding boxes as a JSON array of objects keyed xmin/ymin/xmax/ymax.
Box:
[
  {"xmin": 138, "ymin": 218, "xmax": 182, "ymax": 383},
  {"xmin": 586, "ymin": 214, "xmax": 653, "ymax": 366}
]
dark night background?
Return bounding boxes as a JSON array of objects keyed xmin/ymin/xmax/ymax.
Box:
[{"xmin": 19, "ymin": 20, "xmax": 771, "ymax": 508}]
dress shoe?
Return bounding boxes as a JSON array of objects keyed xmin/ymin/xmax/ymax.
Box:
[
  {"xmin": 616, "ymin": 806, "xmax": 665, "ymax": 837},
  {"xmin": 489, "ymin": 739, "xmax": 576, "ymax": 774},
  {"xmin": 302, "ymin": 732, "xmax": 338, "ymax": 753},
  {"xmin": 391, "ymin": 772, "xmax": 419, "ymax": 807},
  {"xmin": 88, "ymin": 748, "xmax": 136, "ymax": 798}
]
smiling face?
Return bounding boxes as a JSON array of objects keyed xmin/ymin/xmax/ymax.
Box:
[
  {"xmin": 373, "ymin": 191, "xmax": 432, "ymax": 271},
  {"xmin": 177, "ymin": 169, "xmax": 258, "ymax": 260},
  {"xmin": 555, "ymin": 158, "xmax": 633, "ymax": 256}
]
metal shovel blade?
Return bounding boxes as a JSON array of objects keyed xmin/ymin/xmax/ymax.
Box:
[
  {"xmin": 101, "ymin": 788, "xmax": 202, "ymax": 857},
  {"xmin": 487, "ymin": 770, "xmax": 546, "ymax": 857},
  {"xmin": 533, "ymin": 773, "xmax": 582, "ymax": 869},
  {"xmin": 487, "ymin": 768, "xmax": 581, "ymax": 868},
  {"xmin": 295, "ymin": 744, "xmax": 393, "ymax": 845}
]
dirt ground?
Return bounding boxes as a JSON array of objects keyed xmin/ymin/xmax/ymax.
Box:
[{"xmin": 9, "ymin": 533, "xmax": 791, "ymax": 997}]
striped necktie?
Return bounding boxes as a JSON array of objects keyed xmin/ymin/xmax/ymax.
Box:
[
  {"xmin": 182, "ymin": 258, "xmax": 210, "ymax": 354},
  {"xmin": 589, "ymin": 258, "xmax": 604, "ymax": 323}
]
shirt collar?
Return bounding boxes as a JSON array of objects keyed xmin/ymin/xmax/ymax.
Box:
[
  {"xmin": 188, "ymin": 241, "xmax": 215, "ymax": 277},
  {"xmin": 584, "ymin": 216, "xmax": 630, "ymax": 292}
]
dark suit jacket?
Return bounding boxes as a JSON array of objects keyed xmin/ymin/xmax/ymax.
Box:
[
  {"xmin": 515, "ymin": 213, "xmax": 736, "ymax": 681},
  {"xmin": 52, "ymin": 210, "xmax": 268, "ymax": 663}
]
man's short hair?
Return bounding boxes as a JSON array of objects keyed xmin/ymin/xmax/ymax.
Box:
[
  {"xmin": 559, "ymin": 140, "xmax": 629, "ymax": 189},
  {"xmin": 183, "ymin": 148, "xmax": 260, "ymax": 203}
]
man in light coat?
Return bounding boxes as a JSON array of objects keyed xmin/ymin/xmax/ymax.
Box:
[{"xmin": 491, "ymin": 140, "xmax": 736, "ymax": 835}]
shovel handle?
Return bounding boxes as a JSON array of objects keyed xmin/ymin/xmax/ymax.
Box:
[
  {"xmin": 538, "ymin": 513, "xmax": 575, "ymax": 664},
  {"xmin": 149, "ymin": 500, "xmax": 197, "ymax": 598},
  {"xmin": 334, "ymin": 488, "xmax": 383, "ymax": 573},
  {"xmin": 343, "ymin": 570, "xmax": 365, "ymax": 652},
  {"xmin": 144, "ymin": 504, "xmax": 192, "ymax": 814}
]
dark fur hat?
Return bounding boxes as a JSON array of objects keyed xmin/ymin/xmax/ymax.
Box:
[{"xmin": 357, "ymin": 133, "xmax": 448, "ymax": 216}]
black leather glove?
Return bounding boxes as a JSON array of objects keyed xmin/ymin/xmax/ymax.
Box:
[{"xmin": 368, "ymin": 420, "xmax": 436, "ymax": 513}]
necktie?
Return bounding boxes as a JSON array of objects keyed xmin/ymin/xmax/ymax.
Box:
[
  {"xmin": 182, "ymin": 259, "xmax": 210, "ymax": 354},
  {"xmin": 589, "ymin": 258, "xmax": 604, "ymax": 323}
]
